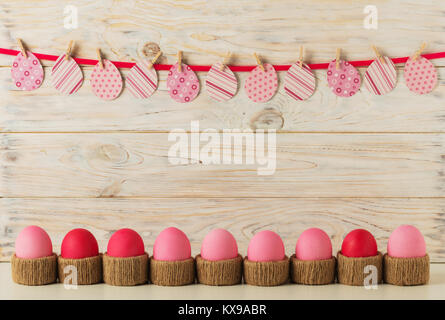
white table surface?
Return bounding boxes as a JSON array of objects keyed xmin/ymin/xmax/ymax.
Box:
[{"xmin": 1, "ymin": 262, "xmax": 444, "ymax": 300}]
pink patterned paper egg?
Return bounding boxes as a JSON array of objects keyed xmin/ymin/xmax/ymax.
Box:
[
  {"xmin": 404, "ymin": 57, "xmax": 437, "ymax": 95},
  {"xmin": 51, "ymin": 54, "xmax": 83, "ymax": 95},
  {"xmin": 364, "ymin": 56, "xmax": 397, "ymax": 96},
  {"xmin": 126, "ymin": 59, "xmax": 158, "ymax": 99},
  {"xmin": 90, "ymin": 59, "xmax": 123, "ymax": 100},
  {"xmin": 244, "ymin": 63, "xmax": 278, "ymax": 103},
  {"xmin": 11, "ymin": 51, "xmax": 44, "ymax": 91},
  {"xmin": 205, "ymin": 63, "xmax": 238, "ymax": 102},
  {"xmin": 284, "ymin": 63, "xmax": 316, "ymax": 101},
  {"xmin": 167, "ymin": 63, "xmax": 200, "ymax": 103},
  {"xmin": 327, "ymin": 60, "xmax": 361, "ymax": 97}
]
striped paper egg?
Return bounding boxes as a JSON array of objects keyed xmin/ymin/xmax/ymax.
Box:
[
  {"xmin": 364, "ymin": 56, "xmax": 397, "ymax": 96},
  {"xmin": 244, "ymin": 63, "xmax": 278, "ymax": 103},
  {"xmin": 11, "ymin": 51, "xmax": 44, "ymax": 91},
  {"xmin": 90, "ymin": 59, "xmax": 123, "ymax": 100},
  {"xmin": 126, "ymin": 60, "xmax": 158, "ymax": 99},
  {"xmin": 284, "ymin": 63, "xmax": 316, "ymax": 101},
  {"xmin": 205, "ymin": 63, "xmax": 238, "ymax": 102},
  {"xmin": 327, "ymin": 60, "xmax": 361, "ymax": 97},
  {"xmin": 51, "ymin": 54, "xmax": 83, "ymax": 95}
]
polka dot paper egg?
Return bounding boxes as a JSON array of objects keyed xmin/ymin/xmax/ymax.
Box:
[
  {"xmin": 244, "ymin": 63, "xmax": 278, "ymax": 103},
  {"xmin": 90, "ymin": 59, "xmax": 123, "ymax": 100},
  {"xmin": 167, "ymin": 63, "xmax": 200, "ymax": 103},
  {"xmin": 327, "ymin": 60, "xmax": 361, "ymax": 97},
  {"xmin": 11, "ymin": 51, "xmax": 44, "ymax": 91},
  {"xmin": 404, "ymin": 57, "xmax": 437, "ymax": 95}
]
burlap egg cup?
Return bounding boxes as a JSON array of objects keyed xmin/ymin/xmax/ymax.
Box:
[
  {"xmin": 57, "ymin": 254, "xmax": 102, "ymax": 285},
  {"xmin": 383, "ymin": 253, "xmax": 429, "ymax": 286},
  {"xmin": 337, "ymin": 251, "xmax": 383, "ymax": 286},
  {"xmin": 290, "ymin": 254, "xmax": 336, "ymax": 285},
  {"xmin": 150, "ymin": 257, "xmax": 195, "ymax": 286},
  {"xmin": 196, "ymin": 254, "xmax": 243, "ymax": 286},
  {"xmin": 243, "ymin": 256, "xmax": 289, "ymax": 286},
  {"xmin": 103, "ymin": 252, "xmax": 149, "ymax": 286},
  {"xmin": 11, "ymin": 253, "xmax": 57, "ymax": 286}
]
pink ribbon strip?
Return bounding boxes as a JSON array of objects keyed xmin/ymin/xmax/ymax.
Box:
[{"xmin": 1, "ymin": 47, "xmax": 444, "ymax": 71}]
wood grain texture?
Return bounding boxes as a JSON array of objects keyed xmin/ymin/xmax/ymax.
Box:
[{"xmin": 1, "ymin": 198, "xmax": 444, "ymax": 262}]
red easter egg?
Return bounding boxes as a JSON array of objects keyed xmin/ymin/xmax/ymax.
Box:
[
  {"xmin": 341, "ymin": 229, "xmax": 377, "ymax": 258},
  {"xmin": 107, "ymin": 228, "xmax": 145, "ymax": 258},
  {"xmin": 61, "ymin": 228, "xmax": 99, "ymax": 259}
]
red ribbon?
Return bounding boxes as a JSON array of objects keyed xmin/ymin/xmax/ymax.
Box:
[{"xmin": 1, "ymin": 47, "xmax": 444, "ymax": 71}]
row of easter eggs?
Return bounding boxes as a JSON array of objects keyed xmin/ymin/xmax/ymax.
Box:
[{"xmin": 12, "ymin": 225, "xmax": 429, "ymax": 287}]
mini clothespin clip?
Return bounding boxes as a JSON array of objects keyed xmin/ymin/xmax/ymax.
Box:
[
  {"xmin": 148, "ymin": 51, "xmax": 162, "ymax": 70},
  {"xmin": 299, "ymin": 45, "xmax": 304, "ymax": 68},
  {"xmin": 96, "ymin": 48, "xmax": 103, "ymax": 69},
  {"xmin": 254, "ymin": 53, "xmax": 265, "ymax": 71},
  {"xmin": 65, "ymin": 40, "xmax": 74, "ymax": 61},
  {"xmin": 17, "ymin": 38, "xmax": 27, "ymax": 59},
  {"xmin": 336, "ymin": 48, "xmax": 341, "ymax": 70},
  {"xmin": 372, "ymin": 45, "xmax": 386, "ymax": 64},
  {"xmin": 177, "ymin": 50, "xmax": 183, "ymax": 73},
  {"xmin": 413, "ymin": 42, "xmax": 427, "ymax": 61},
  {"xmin": 220, "ymin": 51, "xmax": 231, "ymax": 71}
]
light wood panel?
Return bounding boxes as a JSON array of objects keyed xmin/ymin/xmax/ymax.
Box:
[{"xmin": 1, "ymin": 198, "xmax": 444, "ymax": 262}]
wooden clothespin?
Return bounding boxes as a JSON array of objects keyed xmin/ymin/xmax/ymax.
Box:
[
  {"xmin": 336, "ymin": 48, "xmax": 341, "ymax": 70},
  {"xmin": 372, "ymin": 45, "xmax": 386, "ymax": 64},
  {"xmin": 17, "ymin": 38, "xmax": 27, "ymax": 58},
  {"xmin": 253, "ymin": 53, "xmax": 265, "ymax": 71},
  {"xmin": 148, "ymin": 51, "xmax": 162, "ymax": 70},
  {"xmin": 299, "ymin": 45, "xmax": 304, "ymax": 68},
  {"xmin": 96, "ymin": 48, "xmax": 103, "ymax": 69},
  {"xmin": 65, "ymin": 40, "xmax": 74, "ymax": 61},
  {"xmin": 413, "ymin": 42, "xmax": 427, "ymax": 61},
  {"xmin": 177, "ymin": 50, "xmax": 183, "ymax": 73},
  {"xmin": 220, "ymin": 51, "xmax": 231, "ymax": 71}
]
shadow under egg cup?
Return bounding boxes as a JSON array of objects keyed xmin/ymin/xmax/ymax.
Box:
[
  {"xmin": 103, "ymin": 252, "xmax": 149, "ymax": 286},
  {"xmin": 243, "ymin": 256, "xmax": 289, "ymax": 286},
  {"xmin": 11, "ymin": 253, "xmax": 58, "ymax": 286},
  {"xmin": 290, "ymin": 254, "xmax": 336, "ymax": 285},
  {"xmin": 196, "ymin": 254, "xmax": 243, "ymax": 286},
  {"xmin": 57, "ymin": 254, "xmax": 102, "ymax": 285},
  {"xmin": 383, "ymin": 253, "xmax": 429, "ymax": 286},
  {"xmin": 337, "ymin": 251, "xmax": 383, "ymax": 286},
  {"xmin": 149, "ymin": 257, "xmax": 195, "ymax": 286}
]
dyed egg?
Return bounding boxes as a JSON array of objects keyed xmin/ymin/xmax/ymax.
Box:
[
  {"xmin": 205, "ymin": 63, "xmax": 238, "ymax": 102},
  {"xmin": 107, "ymin": 228, "xmax": 145, "ymax": 258},
  {"xmin": 90, "ymin": 59, "xmax": 123, "ymax": 100},
  {"xmin": 51, "ymin": 54, "xmax": 84, "ymax": 95},
  {"xmin": 404, "ymin": 57, "xmax": 438, "ymax": 95},
  {"xmin": 61, "ymin": 228, "xmax": 99, "ymax": 259},
  {"xmin": 327, "ymin": 60, "xmax": 361, "ymax": 97},
  {"xmin": 15, "ymin": 225, "xmax": 52, "ymax": 259},
  {"xmin": 341, "ymin": 229, "xmax": 377, "ymax": 258},
  {"xmin": 387, "ymin": 225, "xmax": 426, "ymax": 258},
  {"xmin": 201, "ymin": 228, "xmax": 238, "ymax": 261},
  {"xmin": 296, "ymin": 228, "xmax": 332, "ymax": 261},
  {"xmin": 247, "ymin": 230, "xmax": 285, "ymax": 262},
  {"xmin": 11, "ymin": 51, "xmax": 44, "ymax": 91},
  {"xmin": 167, "ymin": 63, "xmax": 200, "ymax": 103},
  {"xmin": 153, "ymin": 227, "xmax": 191, "ymax": 261},
  {"xmin": 244, "ymin": 63, "xmax": 278, "ymax": 103}
]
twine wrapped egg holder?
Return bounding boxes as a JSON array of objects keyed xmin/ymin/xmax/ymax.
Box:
[
  {"xmin": 337, "ymin": 251, "xmax": 383, "ymax": 286},
  {"xmin": 103, "ymin": 252, "xmax": 149, "ymax": 286},
  {"xmin": 196, "ymin": 254, "xmax": 243, "ymax": 286},
  {"xmin": 57, "ymin": 254, "xmax": 103, "ymax": 285},
  {"xmin": 290, "ymin": 254, "xmax": 336, "ymax": 285},
  {"xmin": 11, "ymin": 253, "xmax": 58, "ymax": 286},
  {"xmin": 383, "ymin": 253, "xmax": 429, "ymax": 286},
  {"xmin": 149, "ymin": 257, "xmax": 195, "ymax": 286},
  {"xmin": 243, "ymin": 256, "xmax": 289, "ymax": 286}
]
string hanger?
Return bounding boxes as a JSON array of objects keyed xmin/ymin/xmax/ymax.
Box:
[
  {"xmin": 220, "ymin": 51, "xmax": 231, "ymax": 71},
  {"xmin": 177, "ymin": 50, "xmax": 183, "ymax": 72},
  {"xmin": 372, "ymin": 45, "xmax": 386, "ymax": 64},
  {"xmin": 148, "ymin": 50, "xmax": 162, "ymax": 70},
  {"xmin": 413, "ymin": 42, "xmax": 427, "ymax": 61},
  {"xmin": 17, "ymin": 38, "xmax": 27, "ymax": 58},
  {"xmin": 96, "ymin": 48, "xmax": 103, "ymax": 69},
  {"xmin": 253, "ymin": 52, "xmax": 265, "ymax": 71},
  {"xmin": 336, "ymin": 48, "xmax": 341, "ymax": 70},
  {"xmin": 65, "ymin": 40, "xmax": 74, "ymax": 61},
  {"xmin": 299, "ymin": 45, "xmax": 304, "ymax": 68}
]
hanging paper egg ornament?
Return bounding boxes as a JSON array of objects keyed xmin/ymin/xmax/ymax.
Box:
[
  {"xmin": 90, "ymin": 59, "xmax": 123, "ymax": 100},
  {"xmin": 167, "ymin": 63, "xmax": 200, "ymax": 103},
  {"xmin": 364, "ymin": 56, "xmax": 397, "ymax": 96},
  {"xmin": 404, "ymin": 56, "xmax": 437, "ymax": 95},
  {"xmin": 205, "ymin": 62, "xmax": 238, "ymax": 102},
  {"xmin": 126, "ymin": 59, "xmax": 158, "ymax": 99},
  {"xmin": 284, "ymin": 63, "xmax": 316, "ymax": 101},
  {"xmin": 245, "ymin": 63, "xmax": 278, "ymax": 103},
  {"xmin": 327, "ymin": 60, "xmax": 361, "ymax": 97},
  {"xmin": 11, "ymin": 51, "xmax": 44, "ymax": 91},
  {"xmin": 51, "ymin": 54, "xmax": 83, "ymax": 95}
]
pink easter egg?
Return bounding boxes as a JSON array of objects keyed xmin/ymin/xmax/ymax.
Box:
[
  {"xmin": 244, "ymin": 63, "xmax": 278, "ymax": 103},
  {"xmin": 404, "ymin": 57, "xmax": 437, "ymax": 95},
  {"xmin": 15, "ymin": 225, "xmax": 53, "ymax": 259},
  {"xmin": 295, "ymin": 228, "xmax": 332, "ymax": 261},
  {"xmin": 107, "ymin": 228, "xmax": 145, "ymax": 258},
  {"xmin": 364, "ymin": 56, "xmax": 397, "ymax": 96},
  {"xmin": 327, "ymin": 60, "xmax": 361, "ymax": 97},
  {"xmin": 201, "ymin": 228, "xmax": 238, "ymax": 261},
  {"xmin": 284, "ymin": 62, "xmax": 316, "ymax": 101},
  {"xmin": 387, "ymin": 225, "xmax": 426, "ymax": 258},
  {"xmin": 11, "ymin": 51, "xmax": 44, "ymax": 91},
  {"xmin": 51, "ymin": 54, "xmax": 84, "ymax": 95},
  {"xmin": 205, "ymin": 62, "xmax": 238, "ymax": 102},
  {"xmin": 153, "ymin": 227, "xmax": 191, "ymax": 261},
  {"xmin": 90, "ymin": 59, "xmax": 123, "ymax": 100},
  {"xmin": 247, "ymin": 230, "xmax": 285, "ymax": 262},
  {"xmin": 167, "ymin": 63, "xmax": 200, "ymax": 103},
  {"xmin": 126, "ymin": 59, "xmax": 158, "ymax": 99}
]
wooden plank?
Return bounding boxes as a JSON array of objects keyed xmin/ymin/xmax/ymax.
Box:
[
  {"xmin": 1, "ymin": 67, "xmax": 444, "ymax": 132},
  {"xmin": 0, "ymin": 0, "xmax": 444, "ymax": 67},
  {"xmin": 1, "ymin": 133, "xmax": 444, "ymax": 198},
  {"xmin": 1, "ymin": 198, "xmax": 444, "ymax": 262}
]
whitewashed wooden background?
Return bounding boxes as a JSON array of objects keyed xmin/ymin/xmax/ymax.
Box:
[{"xmin": 1, "ymin": 0, "xmax": 444, "ymax": 261}]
